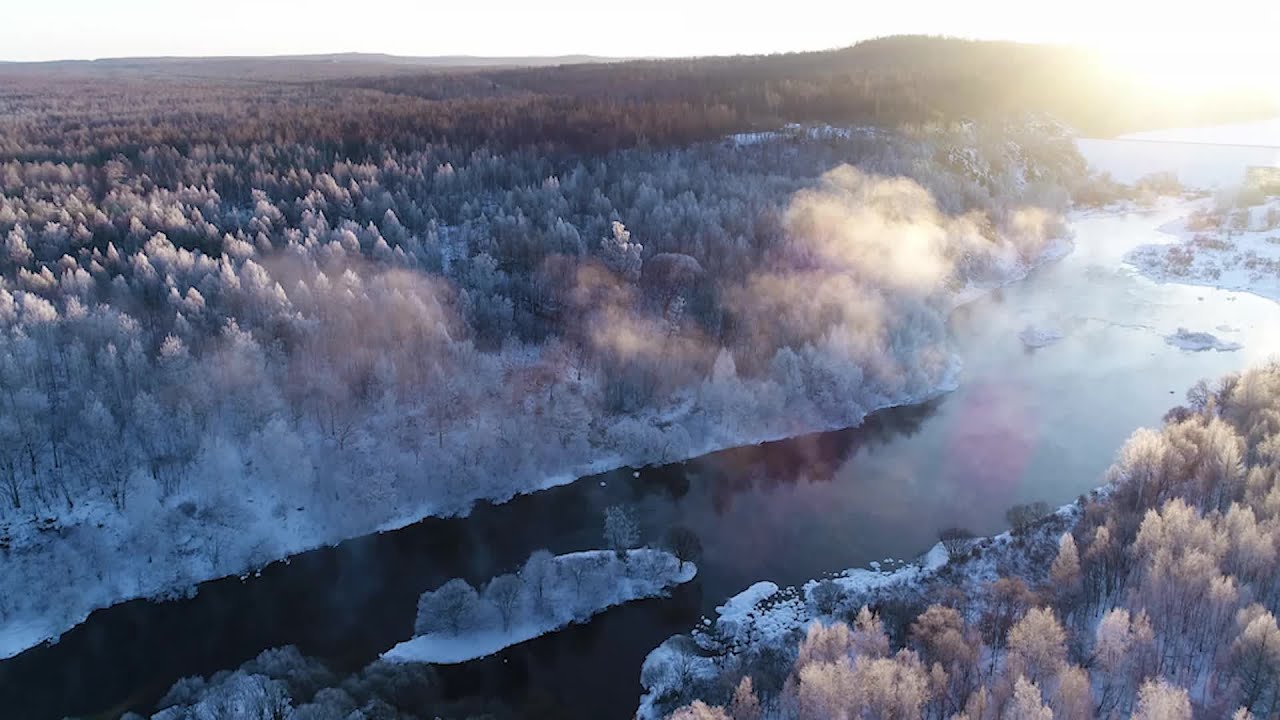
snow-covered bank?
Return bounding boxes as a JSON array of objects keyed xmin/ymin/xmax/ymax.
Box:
[
  {"xmin": 0, "ymin": 374, "xmax": 929, "ymax": 663},
  {"xmin": 0, "ymin": 117, "xmax": 1090, "ymax": 665},
  {"xmin": 385, "ymin": 549, "xmax": 695, "ymax": 665},
  {"xmin": 0, "ymin": 216, "xmax": 1073, "ymax": 663},
  {"xmin": 1126, "ymin": 196, "xmax": 1280, "ymax": 304},
  {"xmin": 641, "ymin": 361, "xmax": 1280, "ymax": 720},
  {"xmin": 947, "ymin": 236, "xmax": 1074, "ymax": 310},
  {"xmin": 637, "ymin": 506, "xmax": 1079, "ymax": 719}
]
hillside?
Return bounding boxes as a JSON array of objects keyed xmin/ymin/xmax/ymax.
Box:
[{"xmin": 1, "ymin": 36, "xmax": 1272, "ymax": 161}]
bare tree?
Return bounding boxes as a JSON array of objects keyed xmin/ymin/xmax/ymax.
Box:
[
  {"xmin": 939, "ymin": 527, "xmax": 976, "ymax": 558},
  {"xmin": 1006, "ymin": 502, "xmax": 1051, "ymax": 535},
  {"xmin": 665, "ymin": 526, "xmax": 703, "ymax": 571}
]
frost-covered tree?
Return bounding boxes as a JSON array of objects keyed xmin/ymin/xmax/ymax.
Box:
[
  {"xmin": 1049, "ymin": 532, "xmax": 1082, "ymax": 612},
  {"xmin": 795, "ymin": 658, "xmax": 857, "ymax": 720},
  {"xmin": 1005, "ymin": 607, "xmax": 1067, "ymax": 685},
  {"xmin": 808, "ymin": 580, "xmax": 845, "ymax": 617},
  {"xmin": 728, "ymin": 677, "xmax": 762, "ymax": 720},
  {"xmin": 1131, "ymin": 679, "xmax": 1192, "ymax": 720},
  {"xmin": 483, "ymin": 574, "xmax": 524, "ymax": 632},
  {"xmin": 1001, "ymin": 676, "xmax": 1052, "ymax": 720},
  {"xmin": 910, "ymin": 604, "xmax": 979, "ymax": 715},
  {"xmin": 414, "ymin": 578, "xmax": 480, "ymax": 635},
  {"xmin": 599, "ymin": 221, "xmax": 643, "ymax": 283},
  {"xmin": 522, "ymin": 549, "xmax": 559, "ymax": 613},
  {"xmin": 604, "ymin": 505, "xmax": 641, "ymax": 559},
  {"xmin": 981, "ymin": 578, "xmax": 1037, "ymax": 649},
  {"xmin": 668, "ymin": 701, "xmax": 731, "ymax": 720},
  {"xmin": 796, "ymin": 622, "xmax": 856, "ymax": 670},
  {"xmin": 1229, "ymin": 605, "xmax": 1280, "ymax": 716},
  {"xmin": 1049, "ymin": 665, "xmax": 1092, "ymax": 720}
]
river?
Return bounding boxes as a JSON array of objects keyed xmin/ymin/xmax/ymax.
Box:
[{"xmin": 3, "ymin": 125, "xmax": 1280, "ymax": 719}]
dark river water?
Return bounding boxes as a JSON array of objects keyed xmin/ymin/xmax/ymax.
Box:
[{"xmin": 5, "ymin": 201, "xmax": 1280, "ymax": 719}]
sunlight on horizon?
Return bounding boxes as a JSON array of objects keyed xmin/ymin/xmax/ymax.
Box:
[
  {"xmin": 1093, "ymin": 29, "xmax": 1280, "ymax": 104},
  {"xmin": 3, "ymin": 1, "xmax": 1278, "ymax": 105}
]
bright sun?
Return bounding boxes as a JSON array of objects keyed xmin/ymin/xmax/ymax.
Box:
[{"xmin": 1090, "ymin": 22, "xmax": 1280, "ymax": 104}]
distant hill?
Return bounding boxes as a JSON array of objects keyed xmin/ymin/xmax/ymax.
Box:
[
  {"xmin": 0, "ymin": 52, "xmax": 626, "ymax": 81},
  {"xmin": 347, "ymin": 35, "xmax": 1279, "ymax": 138},
  {"xmin": 0, "ymin": 36, "xmax": 1272, "ymax": 155}
]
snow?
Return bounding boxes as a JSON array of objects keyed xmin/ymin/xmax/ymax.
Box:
[
  {"xmin": 711, "ymin": 544, "xmax": 949, "ymax": 648},
  {"xmin": 0, "ymin": 218, "xmax": 1071, "ymax": 662},
  {"xmin": 812, "ymin": 542, "xmax": 948, "ymax": 598},
  {"xmin": 716, "ymin": 581, "xmax": 780, "ymax": 623},
  {"xmin": 1019, "ymin": 324, "xmax": 1065, "ymax": 348},
  {"xmin": 729, "ymin": 124, "xmax": 876, "ymax": 147},
  {"xmin": 707, "ymin": 581, "xmax": 788, "ymax": 644},
  {"xmin": 730, "ymin": 131, "xmax": 785, "ymax": 146},
  {"xmin": 1076, "ymin": 139, "xmax": 1279, "ymax": 188},
  {"xmin": 1121, "ymin": 118, "xmax": 1280, "ymax": 148},
  {"xmin": 1125, "ymin": 196, "xmax": 1280, "ymax": 305},
  {"xmin": 1164, "ymin": 328, "xmax": 1243, "ymax": 353},
  {"xmin": 636, "ymin": 508, "xmax": 1079, "ymax": 719},
  {"xmin": 0, "ymin": 129, "xmax": 1079, "ymax": 663},
  {"xmin": 384, "ymin": 549, "xmax": 695, "ymax": 665},
  {"xmin": 636, "ymin": 542, "xmax": 960, "ymax": 719},
  {"xmin": 1077, "ymin": 118, "xmax": 1280, "ymax": 189},
  {"xmin": 0, "ymin": 618, "xmax": 60, "ymax": 664},
  {"xmin": 949, "ymin": 237, "xmax": 1075, "ymax": 311}
]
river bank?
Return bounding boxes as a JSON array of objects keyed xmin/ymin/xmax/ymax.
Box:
[
  {"xmin": 633, "ymin": 119, "xmax": 1280, "ymax": 719},
  {"xmin": 0, "ymin": 220, "xmax": 1068, "ymax": 664}
]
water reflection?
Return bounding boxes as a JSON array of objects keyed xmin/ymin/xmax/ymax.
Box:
[{"xmin": 691, "ymin": 401, "xmax": 939, "ymax": 515}]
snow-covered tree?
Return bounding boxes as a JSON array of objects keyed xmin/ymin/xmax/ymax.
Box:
[
  {"xmin": 483, "ymin": 574, "xmax": 524, "ymax": 632},
  {"xmin": 604, "ymin": 505, "xmax": 641, "ymax": 559},
  {"xmin": 414, "ymin": 578, "xmax": 480, "ymax": 635},
  {"xmin": 1131, "ymin": 679, "xmax": 1192, "ymax": 720}
]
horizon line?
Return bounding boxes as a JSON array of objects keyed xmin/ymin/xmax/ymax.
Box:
[{"xmin": 0, "ymin": 34, "xmax": 1077, "ymax": 66}]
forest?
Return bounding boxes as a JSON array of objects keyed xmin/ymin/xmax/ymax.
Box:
[
  {"xmin": 0, "ymin": 36, "xmax": 1122, "ymax": 655},
  {"xmin": 0, "ymin": 34, "xmax": 1268, "ymax": 674},
  {"xmin": 648, "ymin": 363, "xmax": 1280, "ymax": 719},
  {"xmin": 95, "ymin": 363, "xmax": 1280, "ymax": 719},
  {"xmin": 2, "ymin": 36, "xmax": 1272, "ymax": 160}
]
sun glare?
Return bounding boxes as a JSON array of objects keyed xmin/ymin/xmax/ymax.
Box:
[{"xmin": 1095, "ymin": 25, "xmax": 1280, "ymax": 104}]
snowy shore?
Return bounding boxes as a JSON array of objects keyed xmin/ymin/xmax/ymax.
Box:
[
  {"xmin": 633, "ymin": 121, "xmax": 1280, "ymax": 720},
  {"xmin": 636, "ymin": 507, "xmax": 1079, "ymax": 719},
  {"xmin": 0, "ymin": 230, "xmax": 1072, "ymax": 663},
  {"xmin": 385, "ymin": 549, "xmax": 695, "ymax": 665},
  {"xmin": 636, "ymin": 194, "xmax": 1280, "ymax": 719},
  {"xmin": 1125, "ymin": 196, "xmax": 1280, "ymax": 305}
]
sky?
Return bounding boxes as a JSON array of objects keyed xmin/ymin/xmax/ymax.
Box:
[{"xmin": 3, "ymin": 0, "xmax": 1278, "ymax": 92}]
